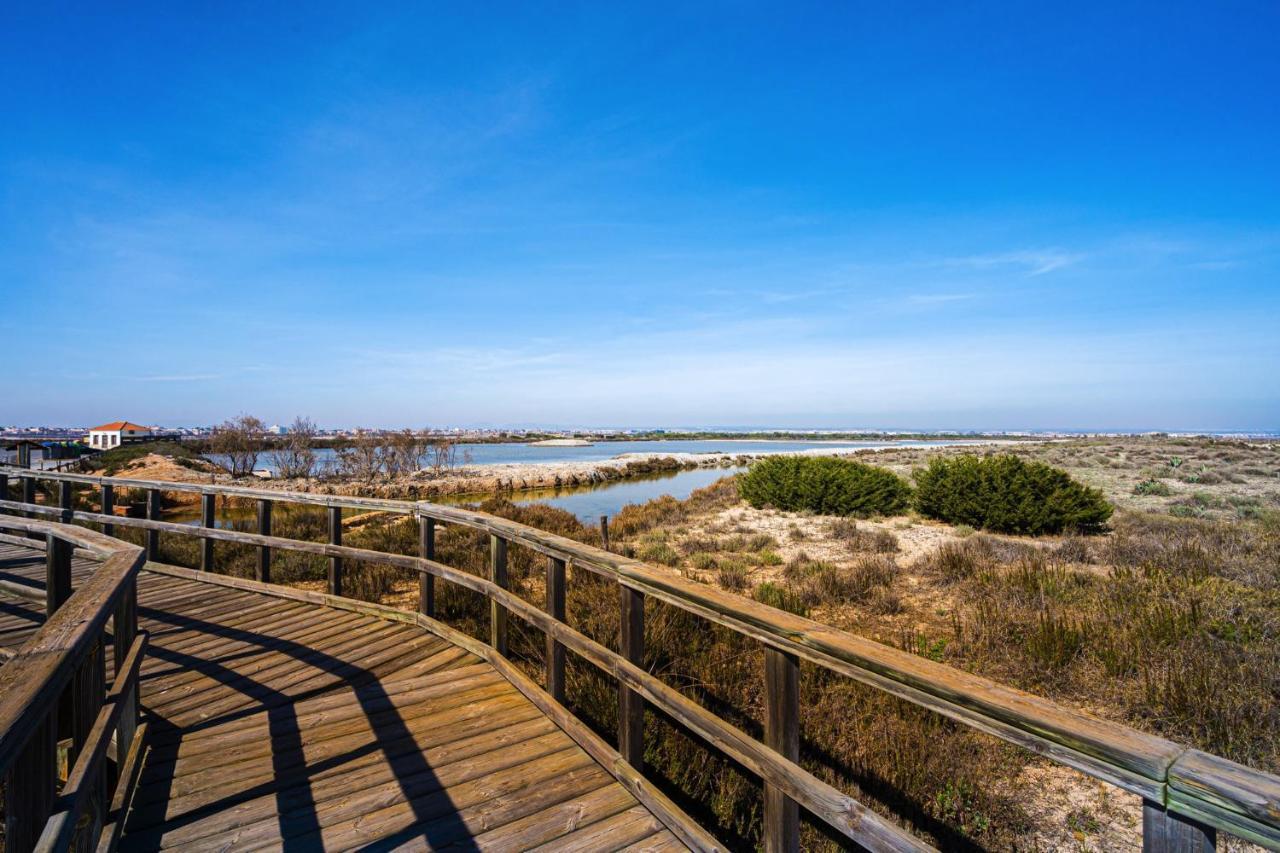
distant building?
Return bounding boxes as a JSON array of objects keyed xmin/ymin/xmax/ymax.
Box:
[
  {"xmin": 87, "ymin": 421, "xmax": 154, "ymax": 450},
  {"xmin": 267, "ymin": 424, "xmax": 289, "ymax": 435}
]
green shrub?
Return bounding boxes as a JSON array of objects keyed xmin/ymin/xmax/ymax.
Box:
[
  {"xmin": 914, "ymin": 455, "xmax": 1112, "ymax": 535},
  {"xmin": 738, "ymin": 455, "xmax": 912, "ymax": 517},
  {"xmin": 1134, "ymin": 479, "xmax": 1173, "ymax": 496},
  {"xmin": 752, "ymin": 581, "xmax": 808, "ymax": 616}
]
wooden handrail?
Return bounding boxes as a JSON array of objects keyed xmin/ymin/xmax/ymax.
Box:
[
  {"xmin": 3, "ymin": 466, "xmax": 1278, "ymax": 849},
  {"xmin": 0, "ymin": 520, "xmax": 142, "ymax": 772},
  {"xmin": 33, "ymin": 632, "xmax": 148, "ymax": 853},
  {"xmin": 0, "ymin": 515, "xmax": 146, "ymax": 853}
]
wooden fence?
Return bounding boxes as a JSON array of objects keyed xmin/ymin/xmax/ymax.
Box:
[
  {"xmin": 1, "ymin": 465, "xmax": 1277, "ymax": 851},
  {"xmin": 0, "ymin": 515, "xmax": 147, "ymax": 853}
]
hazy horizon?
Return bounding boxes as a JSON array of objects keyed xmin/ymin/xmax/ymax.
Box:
[{"xmin": 3, "ymin": 5, "xmax": 1277, "ymax": 430}]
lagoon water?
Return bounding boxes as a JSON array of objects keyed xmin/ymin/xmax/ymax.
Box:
[
  {"xmin": 210, "ymin": 438, "xmax": 960, "ymax": 474},
  {"xmin": 198, "ymin": 439, "xmax": 969, "ymax": 522}
]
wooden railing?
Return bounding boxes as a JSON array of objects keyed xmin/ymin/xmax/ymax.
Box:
[
  {"xmin": 2, "ymin": 465, "xmax": 1278, "ymax": 851},
  {"xmin": 0, "ymin": 515, "xmax": 147, "ymax": 853}
]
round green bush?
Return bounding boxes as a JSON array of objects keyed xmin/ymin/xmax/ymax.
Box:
[
  {"xmin": 738, "ymin": 455, "xmax": 912, "ymax": 517},
  {"xmin": 914, "ymin": 454, "xmax": 1112, "ymax": 535}
]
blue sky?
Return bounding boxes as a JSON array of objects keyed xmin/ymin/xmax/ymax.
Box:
[{"xmin": 2, "ymin": 2, "xmax": 1277, "ymax": 430}]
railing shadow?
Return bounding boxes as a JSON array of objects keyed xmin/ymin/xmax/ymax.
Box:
[{"xmin": 122, "ymin": 596, "xmax": 481, "ymax": 851}]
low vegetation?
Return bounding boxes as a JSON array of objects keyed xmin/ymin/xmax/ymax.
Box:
[
  {"xmin": 49, "ymin": 435, "xmax": 1279, "ymax": 850},
  {"xmin": 914, "ymin": 453, "xmax": 1113, "ymax": 534},
  {"xmin": 81, "ymin": 441, "xmax": 206, "ymax": 476},
  {"xmin": 738, "ymin": 455, "xmax": 912, "ymax": 517}
]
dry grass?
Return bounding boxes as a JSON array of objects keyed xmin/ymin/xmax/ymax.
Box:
[{"xmin": 56, "ymin": 435, "xmax": 1278, "ymax": 850}]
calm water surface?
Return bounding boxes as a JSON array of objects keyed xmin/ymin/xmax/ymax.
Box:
[
  {"xmin": 191, "ymin": 439, "xmax": 971, "ymax": 522},
  {"xmin": 208, "ymin": 438, "xmax": 960, "ymax": 473}
]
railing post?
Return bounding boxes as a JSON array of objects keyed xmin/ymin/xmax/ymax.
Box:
[
  {"xmin": 546, "ymin": 557, "xmax": 566, "ymax": 703},
  {"xmin": 46, "ymin": 532, "xmax": 72, "ymax": 616},
  {"xmin": 418, "ymin": 516, "xmax": 434, "ymax": 617},
  {"xmin": 619, "ymin": 585, "xmax": 644, "ymax": 769},
  {"xmin": 22, "ymin": 475, "xmax": 36, "ymax": 530},
  {"xmin": 200, "ymin": 493, "xmax": 215, "ymax": 571},
  {"xmin": 1143, "ymin": 801, "xmax": 1215, "ymax": 852},
  {"xmin": 58, "ymin": 480, "xmax": 73, "ymax": 524},
  {"xmin": 145, "ymin": 488, "xmax": 161, "ymax": 560},
  {"xmin": 328, "ymin": 506, "xmax": 343, "ymax": 596},
  {"xmin": 0, "ymin": 471, "xmax": 8, "ymax": 515},
  {"xmin": 256, "ymin": 498, "xmax": 272, "ymax": 583},
  {"xmin": 489, "ymin": 535, "xmax": 508, "ymax": 655},
  {"xmin": 101, "ymin": 483, "xmax": 114, "ymax": 538},
  {"xmin": 3, "ymin": 715, "xmax": 56, "ymax": 853},
  {"xmin": 764, "ymin": 647, "xmax": 801, "ymax": 853},
  {"xmin": 113, "ymin": 576, "xmax": 139, "ymax": 761}
]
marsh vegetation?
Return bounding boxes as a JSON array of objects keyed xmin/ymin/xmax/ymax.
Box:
[{"xmin": 59, "ymin": 435, "xmax": 1280, "ymax": 850}]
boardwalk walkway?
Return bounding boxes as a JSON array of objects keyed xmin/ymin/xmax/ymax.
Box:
[{"xmin": 0, "ymin": 541, "xmax": 687, "ymax": 851}]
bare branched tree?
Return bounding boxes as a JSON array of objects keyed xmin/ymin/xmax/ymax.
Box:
[
  {"xmin": 269, "ymin": 416, "xmax": 318, "ymax": 479},
  {"xmin": 210, "ymin": 414, "xmax": 266, "ymax": 478},
  {"xmin": 336, "ymin": 428, "xmax": 386, "ymax": 481},
  {"xmin": 426, "ymin": 436, "xmax": 461, "ymax": 476},
  {"xmin": 387, "ymin": 429, "xmax": 427, "ymax": 475}
]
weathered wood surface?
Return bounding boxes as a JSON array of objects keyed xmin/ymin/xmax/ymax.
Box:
[{"xmin": 0, "ymin": 538, "xmax": 697, "ymax": 851}]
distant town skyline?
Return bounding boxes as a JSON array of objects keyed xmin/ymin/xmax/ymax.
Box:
[{"xmin": 2, "ymin": 4, "xmax": 1278, "ymax": 429}]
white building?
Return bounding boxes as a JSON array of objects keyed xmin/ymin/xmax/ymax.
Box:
[{"xmin": 86, "ymin": 421, "xmax": 153, "ymax": 450}]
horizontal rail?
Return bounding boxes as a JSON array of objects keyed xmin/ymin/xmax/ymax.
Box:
[
  {"xmin": 3, "ymin": 468, "xmax": 1278, "ymax": 848},
  {"xmin": 0, "ymin": 466, "xmax": 416, "ymax": 514}
]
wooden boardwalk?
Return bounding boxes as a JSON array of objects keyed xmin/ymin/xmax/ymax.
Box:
[{"xmin": 0, "ymin": 542, "xmax": 687, "ymax": 851}]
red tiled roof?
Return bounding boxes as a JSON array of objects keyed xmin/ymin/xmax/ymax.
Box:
[{"xmin": 89, "ymin": 421, "xmax": 151, "ymax": 432}]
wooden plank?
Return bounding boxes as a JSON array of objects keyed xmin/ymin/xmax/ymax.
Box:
[
  {"xmin": 140, "ymin": 698, "xmax": 551, "ymax": 827},
  {"xmin": 374, "ymin": 760, "xmax": 618, "ymax": 851},
  {"xmin": 135, "ymin": 561, "xmax": 718, "ymax": 851},
  {"xmin": 455, "ymin": 781, "xmax": 639, "ymax": 851},
  {"xmin": 143, "ymin": 621, "xmax": 412, "ymax": 717},
  {"xmin": 139, "ymin": 609, "xmax": 385, "ymax": 696},
  {"xmin": 230, "ymin": 747, "xmax": 599, "ymax": 852},
  {"xmin": 624, "ymin": 829, "xmax": 691, "ymax": 851},
  {"xmin": 152, "ymin": 677, "xmax": 522, "ymax": 788},
  {"xmin": 764, "ymin": 647, "xmax": 800, "ymax": 853},
  {"xmin": 155, "ymin": 674, "xmax": 516, "ymax": 776},
  {"xmin": 154, "ymin": 630, "xmax": 445, "ymax": 726},
  {"xmin": 527, "ymin": 804, "xmax": 666, "ymax": 852},
  {"xmin": 136, "ymin": 738, "xmax": 589, "ymax": 849}
]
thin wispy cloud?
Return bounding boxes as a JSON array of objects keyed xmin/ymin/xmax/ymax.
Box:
[
  {"xmin": 904, "ymin": 292, "xmax": 977, "ymax": 306},
  {"xmin": 941, "ymin": 249, "xmax": 1084, "ymax": 277}
]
